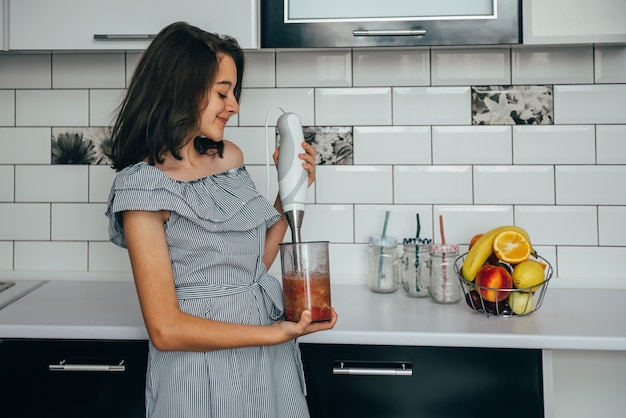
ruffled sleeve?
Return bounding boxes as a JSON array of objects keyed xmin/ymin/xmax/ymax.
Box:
[{"xmin": 106, "ymin": 162, "xmax": 280, "ymax": 248}]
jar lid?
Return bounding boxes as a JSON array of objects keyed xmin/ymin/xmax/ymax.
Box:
[
  {"xmin": 402, "ymin": 237, "xmax": 432, "ymax": 245},
  {"xmin": 428, "ymin": 243, "xmax": 459, "ymax": 254},
  {"xmin": 369, "ymin": 234, "xmax": 398, "ymax": 247}
]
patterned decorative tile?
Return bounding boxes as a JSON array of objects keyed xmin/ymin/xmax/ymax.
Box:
[
  {"xmin": 472, "ymin": 85, "xmax": 553, "ymax": 125},
  {"xmin": 51, "ymin": 127, "xmax": 111, "ymax": 164},
  {"xmin": 303, "ymin": 126, "xmax": 353, "ymax": 165},
  {"xmin": 279, "ymin": 126, "xmax": 353, "ymax": 166}
]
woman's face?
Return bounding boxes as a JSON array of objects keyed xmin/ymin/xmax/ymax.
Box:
[{"xmin": 197, "ymin": 53, "xmax": 240, "ymax": 141}]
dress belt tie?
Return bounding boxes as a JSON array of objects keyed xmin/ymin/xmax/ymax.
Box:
[{"xmin": 175, "ymin": 274, "xmax": 285, "ymax": 321}]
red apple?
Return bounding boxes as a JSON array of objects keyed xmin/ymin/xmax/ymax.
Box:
[{"xmin": 475, "ymin": 265, "xmax": 513, "ymax": 303}]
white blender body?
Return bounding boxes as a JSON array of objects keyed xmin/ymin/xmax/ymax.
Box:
[{"xmin": 276, "ymin": 112, "xmax": 308, "ymax": 243}]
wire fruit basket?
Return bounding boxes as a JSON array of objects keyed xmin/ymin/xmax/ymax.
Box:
[{"xmin": 453, "ymin": 253, "xmax": 553, "ymax": 318}]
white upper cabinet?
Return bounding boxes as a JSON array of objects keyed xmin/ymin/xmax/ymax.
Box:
[
  {"xmin": 523, "ymin": 0, "xmax": 626, "ymax": 44},
  {"xmin": 8, "ymin": 0, "xmax": 258, "ymax": 50}
]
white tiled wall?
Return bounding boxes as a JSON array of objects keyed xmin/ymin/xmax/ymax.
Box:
[{"xmin": 1, "ymin": 44, "xmax": 626, "ymax": 286}]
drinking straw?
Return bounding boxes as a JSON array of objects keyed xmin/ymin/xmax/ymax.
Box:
[
  {"xmin": 378, "ymin": 210, "xmax": 390, "ymax": 288},
  {"xmin": 414, "ymin": 213, "xmax": 421, "ymax": 291},
  {"xmin": 439, "ymin": 214, "xmax": 447, "ymax": 302}
]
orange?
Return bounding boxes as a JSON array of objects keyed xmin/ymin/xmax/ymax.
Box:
[{"xmin": 492, "ymin": 230, "xmax": 531, "ymax": 264}]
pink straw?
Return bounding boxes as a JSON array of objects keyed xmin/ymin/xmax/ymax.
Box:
[{"xmin": 439, "ymin": 214, "xmax": 446, "ymax": 244}]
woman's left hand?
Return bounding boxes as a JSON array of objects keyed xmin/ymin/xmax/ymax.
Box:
[{"xmin": 273, "ymin": 141, "xmax": 317, "ymax": 186}]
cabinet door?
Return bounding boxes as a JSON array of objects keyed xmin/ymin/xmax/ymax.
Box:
[
  {"xmin": 0, "ymin": 339, "xmax": 148, "ymax": 418},
  {"xmin": 300, "ymin": 344, "xmax": 544, "ymax": 418},
  {"xmin": 523, "ymin": 0, "xmax": 626, "ymax": 44},
  {"xmin": 8, "ymin": 0, "xmax": 257, "ymax": 50}
]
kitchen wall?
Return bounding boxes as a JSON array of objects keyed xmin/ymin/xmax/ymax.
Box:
[{"xmin": 0, "ymin": 44, "xmax": 625, "ymax": 286}]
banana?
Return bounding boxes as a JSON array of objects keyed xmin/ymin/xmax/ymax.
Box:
[{"xmin": 461, "ymin": 225, "xmax": 534, "ymax": 282}]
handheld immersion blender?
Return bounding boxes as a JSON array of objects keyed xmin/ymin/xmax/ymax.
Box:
[{"xmin": 276, "ymin": 112, "xmax": 308, "ymax": 245}]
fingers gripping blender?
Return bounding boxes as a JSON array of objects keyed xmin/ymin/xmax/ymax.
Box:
[{"xmin": 276, "ymin": 112, "xmax": 332, "ymax": 322}]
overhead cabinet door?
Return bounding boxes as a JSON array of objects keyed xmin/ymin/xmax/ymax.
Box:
[{"xmin": 8, "ymin": 0, "xmax": 258, "ymax": 50}]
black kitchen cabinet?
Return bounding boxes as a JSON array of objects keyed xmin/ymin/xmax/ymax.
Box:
[
  {"xmin": 0, "ymin": 339, "xmax": 148, "ymax": 418},
  {"xmin": 300, "ymin": 343, "xmax": 544, "ymax": 418}
]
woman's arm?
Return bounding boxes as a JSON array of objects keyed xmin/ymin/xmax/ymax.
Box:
[
  {"xmin": 123, "ymin": 209, "xmax": 337, "ymax": 352},
  {"xmin": 263, "ymin": 141, "xmax": 317, "ymax": 269}
]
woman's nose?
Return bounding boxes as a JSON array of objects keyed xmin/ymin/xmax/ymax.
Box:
[{"xmin": 227, "ymin": 96, "xmax": 240, "ymax": 114}]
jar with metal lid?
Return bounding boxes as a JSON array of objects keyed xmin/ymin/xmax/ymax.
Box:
[
  {"xmin": 368, "ymin": 234, "xmax": 399, "ymax": 293},
  {"xmin": 428, "ymin": 244, "xmax": 461, "ymax": 304},
  {"xmin": 400, "ymin": 237, "xmax": 432, "ymax": 298}
]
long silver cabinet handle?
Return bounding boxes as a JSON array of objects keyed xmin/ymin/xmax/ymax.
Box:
[
  {"xmin": 353, "ymin": 29, "xmax": 426, "ymax": 37},
  {"xmin": 94, "ymin": 34, "xmax": 156, "ymax": 40},
  {"xmin": 333, "ymin": 361, "xmax": 412, "ymax": 376},
  {"xmin": 49, "ymin": 364, "xmax": 125, "ymax": 372}
]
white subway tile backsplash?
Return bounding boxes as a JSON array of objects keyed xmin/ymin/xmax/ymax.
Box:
[
  {"xmin": 277, "ymin": 50, "xmax": 351, "ymax": 87},
  {"xmin": 0, "ymin": 53, "xmax": 51, "ymax": 89},
  {"xmin": 597, "ymin": 125, "xmax": 626, "ymax": 164},
  {"xmin": 51, "ymin": 203, "xmax": 108, "ymax": 241},
  {"xmin": 393, "ymin": 87, "xmax": 471, "ymax": 125},
  {"xmin": 394, "ymin": 166, "xmax": 473, "ymax": 204},
  {"xmin": 300, "ymin": 204, "xmax": 354, "ymax": 243},
  {"xmin": 16, "ymin": 90, "xmax": 89, "ymax": 126},
  {"xmin": 554, "ymin": 84, "xmax": 626, "ymax": 124},
  {"xmin": 556, "ymin": 166, "xmax": 626, "ymax": 204},
  {"xmin": 316, "ymin": 166, "xmax": 392, "ymax": 204},
  {"xmin": 243, "ymin": 50, "xmax": 275, "ymax": 88},
  {"xmin": 316, "ymin": 88, "xmax": 392, "ymax": 126},
  {"xmin": 90, "ymin": 89, "xmax": 124, "ymax": 126},
  {"xmin": 435, "ymin": 205, "xmax": 514, "ymax": 245},
  {"xmin": 432, "ymin": 126, "xmax": 512, "ymax": 164},
  {"xmin": 515, "ymin": 206, "xmax": 598, "ymax": 246},
  {"xmin": 0, "ymin": 90, "xmax": 14, "ymax": 126},
  {"xmin": 353, "ymin": 126, "xmax": 431, "ymax": 165},
  {"xmin": 327, "ymin": 243, "xmax": 368, "ymax": 286},
  {"xmin": 512, "ymin": 46, "xmax": 593, "ymax": 84},
  {"xmin": 557, "ymin": 246, "xmax": 626, "ymax": 279},
  {"xmin": 598, "ymin": 206, "xmax": 626, "ymax": 246},
  {"xmin": 0, "ymin": 128, "xmax": 51, "ymax": 164},
  {"xmin": 595, "ymin": 45, "xmax": 626, "ymax": 84},
  {"xmin": 0, "ymin": 242, "xmax": 12, "ymax": 270},
  {"xmin": 474, "ymin": 166, "xmax": 555, "ymax": 204},
  {"xmin": 16, "ymin": 165, "xmax": 88, "ymax": 202},
  {"xmin": 14, "ymin": 241, "xmax": 87, "ymax": 271},
  {"xmin": 89, "ymin": 165, "xmax": 117, "ymax": 203},
  {"xmin": 513, "ymin": 125, "xmax": 595, "ymax": 164},
  {"xmin": 224, "ymin": 127, "xmax": 273, "ymax": 165},
  {"xmin": 238, "ymin": 88, "xmax": 314, "ymax": 126},
  {"xmin": 125, "ymin": 52, "xmax": 143, "ymax": 85},
  {"xmin": 0, "ymin": 203, "xmax": 50, "ymax": 240},
  {"xmin": 0, "ymin": 44, "xmax": 624, "ymax": 284},
  {"xmin": 88, "ymin": 241, "xmax": 132, "ymax": 272},
  {"xmin": 52, "ymin": 53, "xmax": 126, "ymax": 89},
  {"xmin": 354, "ymin": 205, "xmax": 432, "ymax": 244},
  {"xmin": 431, "ymin": 48, "xmax": 511, "ymax": 86},
  {"xmin": 352, "ymin": 48, "xmax": 430, "ymax": 87},
  {"xmin": 0, "ymin": 166, "xmax": 13, "ymax": 202}
]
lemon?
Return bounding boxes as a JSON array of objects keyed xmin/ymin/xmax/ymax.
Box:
[
  {"xmin": 512, "ymin": 260, "xmax": 545, "ymax": 290},
  {"xmin": 508, "ymin": 292, "xmax": 534, "ymax": 315}
]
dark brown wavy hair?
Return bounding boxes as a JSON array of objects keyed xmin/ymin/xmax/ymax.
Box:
[{"xmin": 107, "ymin": 21, "xmax": 244, "ymax": 170}]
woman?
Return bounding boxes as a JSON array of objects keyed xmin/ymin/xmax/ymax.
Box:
[{"xmin": 106, "ymin": 21, "xmax": 337, "ymax": 417}]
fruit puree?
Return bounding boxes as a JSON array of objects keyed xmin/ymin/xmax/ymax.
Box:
[{"xmin": 283, "ymin": 273, "xmax": 331, "ymax": 322}]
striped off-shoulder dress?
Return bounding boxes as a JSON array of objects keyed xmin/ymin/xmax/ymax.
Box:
[{"xmin": 106, "ymin": 162, "xmax": 309, "ymax": 418}]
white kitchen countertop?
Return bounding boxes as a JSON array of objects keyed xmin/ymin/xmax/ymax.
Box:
[{"xmin": 0, "ymin": 280, "xmax": 625, "ymax": 351}]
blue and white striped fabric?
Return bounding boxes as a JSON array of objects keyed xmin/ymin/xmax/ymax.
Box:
[{"xmin": 106, "ymin": 162, "xmax": 309, "ymax": 418}]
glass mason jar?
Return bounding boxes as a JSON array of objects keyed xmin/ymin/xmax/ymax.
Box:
[
  {"xmin": 368, "ymin": 234, "xmax": 399, "ymax": 293},
  {"xmin": 400, "ymin": 238, "xmax": 432, "ymax": 298},
  {"xmin": 428, "ymin": 244, "xmax": 461, "ymax": 304}
]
